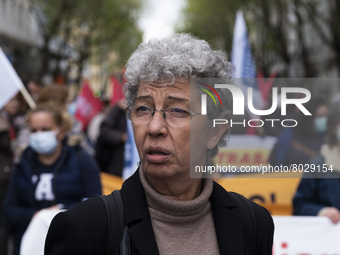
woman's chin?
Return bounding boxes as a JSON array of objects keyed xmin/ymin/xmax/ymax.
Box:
[{"xmin": 142, "ymin": 163, "xmax": 188, "ymax": 180}]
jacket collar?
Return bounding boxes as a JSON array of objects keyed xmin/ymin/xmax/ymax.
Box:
[
  {"xmin": 210, "ymin": 181, "xmax": 247, "ymax": 255},
  {"xmin": 120, "ymin": 170, "xmax": 247, "ymax": 255},
  {"xmin": 120, "ymin": 169, "xmax": 160, "ymax": 255}
]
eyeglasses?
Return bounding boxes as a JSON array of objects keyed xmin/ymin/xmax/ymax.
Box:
[{"xmin": 125, "ymin": 104, "xmax": 201, "ymax": 127}]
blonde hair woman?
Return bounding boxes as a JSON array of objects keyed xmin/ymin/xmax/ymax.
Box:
[{"xmin": 4, "ymin": 102, "xmax": 102, "ymax": 255}]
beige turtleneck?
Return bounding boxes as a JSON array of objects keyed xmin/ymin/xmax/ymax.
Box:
[{"xmin": 139, "ymin": 170, "xmax": 220, "ymax": 255}]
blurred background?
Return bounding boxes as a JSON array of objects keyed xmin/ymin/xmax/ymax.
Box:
[
  {"xmin": 1, "ymin": 0, "xmax": 340, "ymax": 254},
  {"xmin": 178, "ymin": 0, "xmax": 340, "ymax": 78},
  {"xmin": 2, "ymin": 0, "xmax": 339, "ymax": 89}
]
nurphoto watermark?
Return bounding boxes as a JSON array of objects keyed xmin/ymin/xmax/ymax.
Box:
[{"xmin": 190, "ymin": 78, "xmax": 340, "ymax": 179}]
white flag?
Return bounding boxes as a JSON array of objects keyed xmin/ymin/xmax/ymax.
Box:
[
  {"xmin": 231, "ymin": 10, "xmax": 263, "ymax": 115},
  {"xmin": 0, "ymin": 47, "xmax": 24, "ymax": 110},
  {"xmin": 231, "ymin": 10, "xmax": 256, "ymax": 79}
]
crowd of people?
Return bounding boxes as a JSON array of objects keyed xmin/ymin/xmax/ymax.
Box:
[
  {"xmin": 0, "ymin": 34, "xmax": 275, "ymax": 255},
  {"xmin": 265, "ymin": 94, "xmax": 340, "ymax": 224},
  {"xmin": 0, "ymin": 80, "xmax": 125, "ymax": 255},
  {"xmin": 292, "ymin": 100, "xmax": 340, "ymax": 224},
  {"xmin": 1, "ymin": 33, "xmax": 340, "ymax": 255}
]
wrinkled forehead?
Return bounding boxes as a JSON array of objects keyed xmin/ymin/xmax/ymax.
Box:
[{"xmin": 137, "ymin": 79, "xmax": 191, "ymax": 100}]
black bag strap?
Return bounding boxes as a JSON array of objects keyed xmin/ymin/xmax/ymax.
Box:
[
  {"xmin": 229, "ymin": 192, "xmax": 257, "ymax": 255},
  {"xmin": 98, "ymin": 190, "xmax": 128, "ymax": 255}
]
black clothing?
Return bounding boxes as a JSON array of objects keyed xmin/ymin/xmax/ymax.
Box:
[
  {"xmin": 95, "ymin": 105, "xmax": 127, "ymax": 177},
  {"xmin": 45, "ymin": 169, "xmax": 274, "ymax": 255},
  {"xmin": 4, "ymin": 139, "xmax": 102, "ymax": 255},
  {"xmin": 0, "ymin": 117, "xmax": 13, "ymax": 255},
  {"xmin": 0, "ymin": 130, "xmax": 12, "ymax": 255}
]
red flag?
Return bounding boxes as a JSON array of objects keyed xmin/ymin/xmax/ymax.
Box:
[
  {"xmin": 257, "ymin": 71, "xmax": 277, "ymax": 101},
  {"xmin": 245, "ymin": 71, "xmax": 277, "ymax": 135},
  {"xmin": 75, "ymin": 81, "xmax": 103, "ymax": 131},
  {"xmin": 110, "ymin": 75, "xmax": 124, "ymax": 106}
]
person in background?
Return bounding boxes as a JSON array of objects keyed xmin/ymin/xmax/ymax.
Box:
[
  {"xmin": 0, "ymin": 93, "xmax": 27, "ymax": 252},
  {"xmin": 87, "ymin": 94, "xmax": 111, "ymax": 146},
  {"xmin": 36, "ymin": 84, "xmax": 70, "ymax": 110},
  {"xmin": 1, "ymin": 93, "xmax": 27, "ymax": 164},
  {"xmin": 3, "ymin": 102, "xmax": 102, "ymax": 255},
  {"xmin": 15, "ymin": 85, "xmax": 70, "ymax": 160},
  {"xmin": 17, "ymin": 84, "xmax": 95, "ymax": 156},
  {"xmin": 27, "ymin": 79, "xmax": 42, "ymax": 102},
  {"xmin": 1, "ymin": 93, "xmax": 22, "ymax": 142},
  {"xmin": 270, "ymin": 98, "xmax": 328, "ymax": 167},
  {"xmin": 0, "ymin": 112, "xmax": 13, "ymax": 255},
  {"xmin": 95, "ymin": 99, "xmax": 127, "ymax": 177},
  {"xmin": 293, "ymin": 100, "xmax": 340, "ymax": 224}
]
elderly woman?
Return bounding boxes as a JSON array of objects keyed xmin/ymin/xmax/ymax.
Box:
[{"xmin": 45, "ymin": 34, "xmax": 273, "ymax": 255}]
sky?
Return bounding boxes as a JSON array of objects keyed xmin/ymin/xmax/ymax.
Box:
[{"xmin": 138, "ymin": 0, "xmax": 186, "ymax": 43}]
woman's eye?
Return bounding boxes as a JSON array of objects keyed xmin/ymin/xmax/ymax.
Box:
[
  {"xmin": 136, "ymin": 106, "xmax": 150, "ymax": 112},
  {"xmin": 168, "ymin": 108, "xmax": 190, "ymax": 117},
  {"xmin": 173, "ymin": 108, "xmax": 184, "ymax": 113}
]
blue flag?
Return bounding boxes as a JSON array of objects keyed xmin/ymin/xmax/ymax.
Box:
[{"xmin": 122, "ymin": 119, "xmax": 140, "ymax": 180}]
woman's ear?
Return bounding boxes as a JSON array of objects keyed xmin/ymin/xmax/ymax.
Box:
[{"xmin": 206, "ymin": 123, "xmax": 228, "ymax": 149}]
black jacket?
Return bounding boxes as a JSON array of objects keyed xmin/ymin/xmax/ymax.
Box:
[
  {"xmin": 45, "ymin": 170, "xmax": 274, "ymax": 255},
  {"xmin": 0, "ymin": 127, "xmax": 12, "ymax": 255},
  {"xmin": 95, "ymin": 105, "xmax": 127, "ymax": 177},
  {"xmin": 4, "ymin": 139, "xmax": 102, "ymax": 255}
]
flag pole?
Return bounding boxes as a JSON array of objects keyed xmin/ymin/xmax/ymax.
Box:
[{"xmin": 19, "ymin": 85, "xmax": 36, "ymax": 110}]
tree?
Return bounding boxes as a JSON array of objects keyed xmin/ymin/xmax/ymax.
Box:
[
  {"xmin": 301, "ymin": 0, "xmax": 340, "ymax": 75},
  {"xmin": 178, "ymin": 0, "xmax": 338, "ymax": 77},
  {"xmin": 177, "ymin": 0, "xmax": 244, "ymax": 56},
  {"xmin": 33, "ymin": 0, "xmax": 143, "ymax": 86}
]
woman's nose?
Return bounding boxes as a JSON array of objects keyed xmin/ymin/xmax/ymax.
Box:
[{"xmin": 147, "ymin": 110, "xmax": 168, "ymax": 137}]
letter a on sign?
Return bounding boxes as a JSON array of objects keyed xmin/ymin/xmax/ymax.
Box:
[{"xmin": 35, "ymin": 173, "xmax": 55, "ymax": 201}]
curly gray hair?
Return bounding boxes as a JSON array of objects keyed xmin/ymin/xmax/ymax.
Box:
[{"xmin": 124, "ymin": 33, "xmax": 234, "ymax": 158}]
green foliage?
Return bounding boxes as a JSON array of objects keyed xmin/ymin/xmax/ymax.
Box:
[
  {"xmin": 33, "ymin": 0, "xmax": 143, "ymax": 79},
  {"xmin": 178, "ymin": 0, "xmax": 248, "ymax": 56},
  {"xmin": 179, "ymin": 0, "xmax": 340, "ymax": 77}
]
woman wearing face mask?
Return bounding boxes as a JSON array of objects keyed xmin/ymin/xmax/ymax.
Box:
[
  {"xmin": 16, "ymin": 84, "xmax": 95, "ymax": 158},
  {"xmin": 3, "ymin": 102, "xmax": 102, "ymax": 255},
  {"xmin": 293, "ymin": 100, "xmax": 340, "ymax": 224},
  {"xmin": 269, "ymin": 98, "xmax": 328, "ymax": 167}
]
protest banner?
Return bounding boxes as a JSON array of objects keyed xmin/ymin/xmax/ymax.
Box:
[{"xmin": 273, "ymin": 216, "xmax": 340, "ymax": 255}]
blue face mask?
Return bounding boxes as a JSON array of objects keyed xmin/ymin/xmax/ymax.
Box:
[
  {"xmin": 314, "ymin": 116, "xmax": 327, "ymax": 133},
  {"xmin": 29, "ymin": 130, "xmax": 59, "ymax": 155}
]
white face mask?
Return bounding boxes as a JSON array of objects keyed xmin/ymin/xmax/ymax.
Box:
[
  {"xmin": 29, "ymin": 129, "xmax": 60, "ymax": 155},
  {"xmin": 314, "ymin": 116, "xmax": 327, "ymax": 133}
]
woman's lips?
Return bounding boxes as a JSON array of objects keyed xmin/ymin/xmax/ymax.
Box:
[
  {"xmin": 146, "ymin": 147, "xmax": 170, "ymax": 163},
  {"xmin": 146, "ymin": 154, "xmax": 170, "ymax": 163}
]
